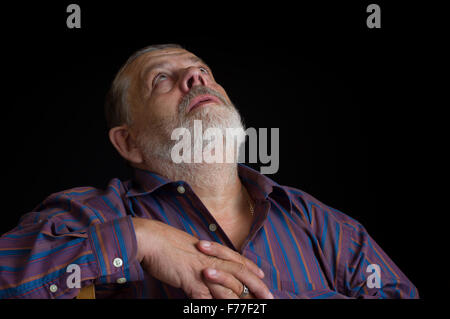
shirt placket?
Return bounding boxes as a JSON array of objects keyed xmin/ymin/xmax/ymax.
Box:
[
  {"xmin": 174, "ymin": 182, "xmax": 234, "ymax": 248},
  {"xmin": 240, "ymin": 199, "xmax": 271, "ymax": 253}
]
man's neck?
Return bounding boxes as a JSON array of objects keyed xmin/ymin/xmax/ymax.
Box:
[
  {"xmin": 141, "ymin": 161, "xmax": 247, "ymax": 221},
  {"xmin": 187, "ymin": 166, "xmax": 243, "ymax": 220}
]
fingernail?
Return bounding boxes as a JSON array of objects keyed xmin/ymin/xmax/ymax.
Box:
[
  {"xmin": 200, "ymin": 241, "xmax": 211, "ymax": 248},
  {"xmin": 206, "ymin": 268, "xmax": 217, "ymax": 277},
  {"xmin": 258, "ymin": 269, "xmax": 265, "ymax": 278},
  {"xmin": 268, "ymin": 292, "xmax": 274, "ymax": 299}
]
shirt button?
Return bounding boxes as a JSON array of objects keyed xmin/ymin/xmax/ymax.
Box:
[
  {"xmin": 209, "ymin": 223, "xmax": 217, "ymax": 232},
  {"xmin": 49, "ymin": 284, "xmax": 58, "ymax": 293},
  {"xmin": 177, "ymin": 185, "xmax": 185, "ymax": 194},
  {"xmin": 116, "ymin": 277, "xmax": 127, "ymax": 284},
  {"xmin": 113, "ymin": 258, "xmax": 123, "ymax": 268}
]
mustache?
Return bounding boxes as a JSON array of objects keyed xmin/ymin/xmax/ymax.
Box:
[{"xmin": 178, "ymin": 86, "xmax": 230, "ymax": 114}]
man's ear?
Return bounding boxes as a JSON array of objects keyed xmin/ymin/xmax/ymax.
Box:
[{"xmin": 108, "ymin": 125, "xmax": 144, "ymax": 164}]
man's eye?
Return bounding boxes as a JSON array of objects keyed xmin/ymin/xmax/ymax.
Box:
[
  {"xmin": 153, "ymin": 73, "xmax": 168, "ymax": 86},
  {"xmin": 199, "ymin": 67, "xmax": 209, "ymax": 74}
]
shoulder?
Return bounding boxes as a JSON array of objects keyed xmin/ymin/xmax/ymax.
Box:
[
  {"xmin": 281, "ymin": 185, "xmax": 366, "ymax": 234},
  {"xmin": 37, "ymin": 178, "xmax": 131, "ymax": 210}
]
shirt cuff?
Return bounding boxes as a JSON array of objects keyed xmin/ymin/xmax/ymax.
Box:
[{"xmin": 88, "ymin": 215, "xmax": 143, "ymax": 285}]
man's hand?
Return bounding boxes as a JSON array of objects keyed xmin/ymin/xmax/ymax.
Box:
[
  {"xmin": 132, "ymin": 217, "xmax": 273, "ymax": 299},
  {"xmin": 197, "ymin": 241, "xmax": 260, "ymax": 299}
]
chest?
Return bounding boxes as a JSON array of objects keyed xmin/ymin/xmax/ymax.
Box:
[
  {"xmin": 133, "ymin": 195, "xmax": 332, "ymax": 295},
  {"xmin": 216, "ymin": 213, "xmax": 254, "ymax": 251}
]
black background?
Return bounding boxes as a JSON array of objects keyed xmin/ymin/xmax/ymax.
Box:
[{"xmin": 0, "ymin": 1, "xmax": 435, "ymax": 301}]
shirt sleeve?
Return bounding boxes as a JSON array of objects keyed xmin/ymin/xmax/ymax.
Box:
[
  {"xmin": 0, "ymin": 182, "xmax": 144, "ymax": 299},
  {"xmin": 338, "ymin": 222, "xmax": 419, "ymax": 299},
  {"xmin": 271, "ymin": 215, "xmax": 420, "ymax": 299}
]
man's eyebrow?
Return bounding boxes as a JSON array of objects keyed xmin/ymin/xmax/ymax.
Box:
[
  {"xmin": 141, "ymin": 56, "xmax": 210, "ymax": 81},
  {"xmin": 188, "ymin": 56, "xmax": 209, "ymax": 67},
  {"xmin": 141, "ymin": 61, "xmax": 171, "ymax": 80}
]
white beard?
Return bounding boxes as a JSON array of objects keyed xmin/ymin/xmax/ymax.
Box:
[{"xmin": 136, "ymin": 101, "xmax": 245, "ymax": 190}]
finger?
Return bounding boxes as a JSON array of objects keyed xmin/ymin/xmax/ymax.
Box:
[
  {"xmin": 217, "ymin": 259, "xmax": 274, "ymax": 299},
  {"xmin": 205, "ymin": 282, "xmax": 239, "ymax": 299},
  {"xmin": 197, "ymin": 241, "xmax": 264, "ymax": 278},
  {"xmin": 203, "ymin": 268, "xmax": 247, "ymax": 298},
  {"xmin": 203, "ymin": 268, "xmax": 253, "ymax": 299},
  {"xmin": 189, "ymin": 283, "xmax": 214, "ymax": 299}
]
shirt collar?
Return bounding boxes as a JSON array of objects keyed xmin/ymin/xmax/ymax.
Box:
[
  {"xmin": 126, "ymin": 164, "xmax": 293, "ymax": 214},
  {"xmin": 237, "ymin": 164, "xmax": 293, "ymax": 214},
  {"xmin": 126, "ymin": 168, "xmax": 173, "ymax": 197}
]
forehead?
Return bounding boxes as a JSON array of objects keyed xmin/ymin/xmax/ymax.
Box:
[{"xmin": 141, "ymin": 48, "xmax": 198, "ymax": 63}]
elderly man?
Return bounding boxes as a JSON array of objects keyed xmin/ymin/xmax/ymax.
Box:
[{"xmin": 0, "ymin": 44, "xmax": 418, "ymax": 299}]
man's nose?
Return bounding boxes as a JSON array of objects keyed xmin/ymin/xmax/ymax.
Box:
[{"xmin": 180, "ymin": 67, "xmax": 208, "ymax": 93}]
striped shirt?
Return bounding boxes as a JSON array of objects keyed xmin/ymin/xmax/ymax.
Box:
[{"xmin": 0, "ymin": 164, "xmax": 418, "ymax": 299}]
